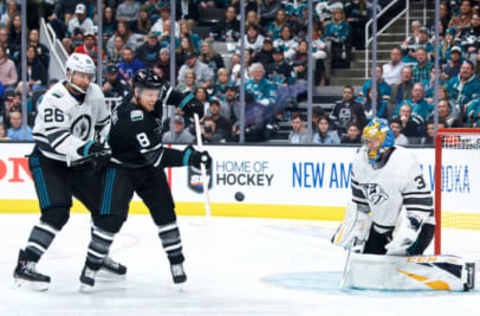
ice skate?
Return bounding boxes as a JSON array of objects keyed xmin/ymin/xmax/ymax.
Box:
[
  {"xmin": 79, "ymin": 265, "xmax": 98, "ymax": 292},
  {"xmin": 170, "ymin": 263, "xmax": 187, "ymax": 284},
  {"xmin": 96, "ymin": 256, "xmax": 127, "ymax": 282},
  {"xmin": 13, "ymin": 250, "xmax": 50, "ymax": 291}
]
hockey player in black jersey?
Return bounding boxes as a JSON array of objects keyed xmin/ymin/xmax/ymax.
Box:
[
  {"xmin": 13, "ymin": 53, "xmax": 125, "ymax": 291},
  {"xmin": 78, "ymin": 68, "xmax": 212, "ymax": 289}
]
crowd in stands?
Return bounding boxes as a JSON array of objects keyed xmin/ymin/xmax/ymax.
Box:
[{"xmin": 0, "ymin": 0, "xmax": 478, "ymax": 145}]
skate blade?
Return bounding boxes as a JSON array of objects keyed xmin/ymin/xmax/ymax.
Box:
[
  {"xmin": 14, "ymin": 278, "xmax": 49, "ymax": 291},
  {"xmin": 79, "ymin": 283, "xmax": 95, "ymax": 293},
  {"xmin": 96, "ymin": 269, "xmax": 126, "ymax": 282}
]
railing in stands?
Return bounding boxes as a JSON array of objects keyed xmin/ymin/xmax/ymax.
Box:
[
  {"xmin": 40, "ymin": 18, "xmax": 66, "ymax": 80},
  {"xmin": 364, "ymin": 0, "xmax": 409, "ymax": 78}
]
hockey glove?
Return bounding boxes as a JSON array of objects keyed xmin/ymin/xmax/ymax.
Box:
[
  {"xmin": 73, "ymin": 141, "xmax": 112, "ymax": 170},
  {"xmin": 385, "ymin": 217, "xmax": 422, "ymax": 256},
  {"xmin": 179, "ymin": 93, "xmax": 204, "ymax": 118},
  {"xmin": 183, "ymin": 145, "xmax": 212, "ymax": 173}
]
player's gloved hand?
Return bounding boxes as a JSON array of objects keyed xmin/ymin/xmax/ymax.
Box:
[
  {"xmin": 179, "ymin": 92, "xmax": 204, "ymax": 118},
  {"xmin": 183, "ymin": 145, "xmax": 212, "ymax": 173},
  {"xmin": 74, "ymin": 141, "xmax": 112, "ymax": 171},
  {"xmin": 385, "ymin": 217, "xmax": 421, "ymax": 256}
]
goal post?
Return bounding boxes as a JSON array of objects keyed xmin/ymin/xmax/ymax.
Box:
[{"xmin": 434, "ymin": 128, "xmax": 480, "ymax": 255}]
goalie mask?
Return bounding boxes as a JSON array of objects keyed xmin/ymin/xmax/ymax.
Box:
[
  {"xmin": 362, "ymin": 118, "xmax": 395, "ymax": 165},
  {"xmin": 65, "ymin": 53, "xmax": 96, "ymax": 94}
]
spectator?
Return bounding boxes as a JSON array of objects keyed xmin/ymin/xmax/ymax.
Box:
[
  {"xmin": 157, "ymin": 19, "xmax": 180, "ymax": 50},
  {"xmin": 266, "ymin": 47, "xmax": 295, "ymax": 86},
  {"xmin": 312, "ymin": 23, "xmax": 329, "ymax": 86},
  {"xmin": 195, "ymin": 87, "xmax": 210, "ymax": 116},
  {"xmin": 199, "ymin": 41, "xmax": 225, "ymax": 82},
  {"xmin": 324, "ymin": 8, "xmax": 350, "ymax": 69},
  {"xmin": 176, "ymin": 0, "xmax": 199, "ymax": 22},
  {"xmin": 447, "ymin": 60, "xmax": 480, "ymax": 107},
  {"xmin": 390, "ymin": 117, "xmax": 409, "ymax": 146},
  {"xmin": 288, "ymin": 113, "xmax": 311, "ymax": 144},
  {"xmin": 230, "ymin": 50, "xmax": 252, "ymax": 84},
  {"xmin": 266, "ymin": 9, "xmax": 288, "ymax": 40},
  {"xmin": 466, "ymin": 97, "xmax": 480, "ymax": 125},
  {"xmin": 7, "ymin": 13, "xmax": 21, "ymax": 57},
  {"xmin": 225, "ymin": 83, "xmax": 241, "ymax": 123},
  {"xmin": 312, "ymin": 106, "xmax": 326, "ymax": 131},
  {"xmin": 341, "ymin": 122, "xmax": 361, "ymax": 144},
  {"xmin": 245, "ymin": 63, "xmax": 277, "ymax": 108},
  {"xmin": 292, "ymin": 40, "xmax": 308, "ymax": 82},
  {"xmin": 412, "ymin": 48, "xmax": 434, "ymax": 83},
  {"xmin": 67, "ymin": 3, "xmax": 94, "ymax": 36},
  {"xmin": 395, "ymin": 103, "xmax": 423, "ymax": 142},
  {"xmin": 361, "ymin": 84, "xmax": 388, "ymax": 120},
  {"xmin": 74, "ymin": 32, "xmax": 104, "ymax": 61},
  {"xmin": 430, "ymin": 99, "xmax": 464, "ymax": 128},
  {"xmin": 424, "ymin": 67, "xmax": 447, "ymax": 103},
  {"xmin": 176, "ymin": 36, "xmax": 197, "ymax": 67},
  {"xmin": 397, "ymin": 82, "xmax": 433, "ymax": 123},
  {"xmin": 439, "ymin": 2, "xmax": 452, "ymax": 31},
  {"xmin": 259, "ymin": 0, "xmax": 283, "ymax": 26},
  {"xmin": 155, "ymin": 48, "xmax": 174, "ymax": 81},
  {"xmin": 0, "ymin": 27, "xmax": 9, "ymax": 56},
  {"xmin": 312, "ymin": 115, "xmax": 340, "ymax": 145},
  {"xmin": 162, "ymin": 115, "xmax": 195, "ymax": 144},
  {"xmin": 133, "ymin": 5, "xmax": 152, "ymax": 35},
  {"xmin": 210, "ymin": 6, "xmax": 240, "ymax": 42},
  {"xmin": 0, "ymin": 44, "xmax": 17, "ymax": 87},
  {"xmin": 0, "ymin": 122, "xmax": 6, "ymax": 139},
  {"xmin": 272, "ymin": 25, "xmax": 299, "ymax": 61},
  {"xmin": 389, "ymin": 66, "xmax": 414, "ymax": 118},
  {"xmin": 449, "ymin": 0, "xmax": 473, "ymax": 31},
  {"xmin": 106, "ymin": 34, "xmax": 126, "ymax": 64},
  {"xmin": 69, "ymin": 27, "xmax": 85, "ymax": 52},
  {"xmin": 102, "ymin": 7, "xmax": 117, "ymax": 39},
  {"xmin": 245, "ymin": 10, "xmax": 260, "ymax": 29},
  {"xmin": 51, "ymin": 0, "xmax": 88, "ymax": 25},
  {"xmin": 179, "ymin": 20, "xmax": 201, "ymax": 52},
  {"xmin": 18, "ymin": 45, "xmax": 47, "ymax": 90},
  {"xmin": 0, "ymin": 0, "xmax": 17, "ymax": 28},
  {"xmin": 106, "ymin": 21, "xmax": 143, "ymax": 55},
  {"xmin": 241, "ymin": 24, "xmax": 264, "ymax": 54},
  {"xmin": 175, "ymin": 69, "xmax": 197, "ymax": 94},
  {"xmin": 207, "ymin": 97, "xmax": 232, "ymax": 140},
  {"xmin": 118, "ymin": 46, "xmax": 146, "ymax": 83},
  {"xmin": 401, "ymin": 21, "xmax": 424, "ymax": 65},
  {"xmin": 361, "ymin": 66, "xmax": 391, "ymax": 102},
  {"xmin": 315, "ymin": 0, "xmax": 344, "ymax": 24},
  {"xmin": 420, "ymin": 118, "xmax": 446, "ymax": 145},
  {"xmin": 150, "ymin": 5, "xmax": 180, "ymax": 38},
  {"xmin": 212, "ymin": 68, "xmax": 230, "ymax": 102},
  {"xmin": 442, "ymin": 45, "xmax": 463, "ymax": 80},
  {"xmin": 458, "ymin": 13, "xmax": 480, "ymax": 63},
  {"xmin": 178, "ymin": 52, "xmax": 214, "ymax": 89},
  {"xmin": 344, "ymin": 0, "xmax": 368, "ymax": 50},
  {"xmin": 382, "ymin": 47, "xmax": 404, "ymax": 86},
  {"xmin": 202, "ymin": 116, "xmax": 226, "ymax": 143},
  {"xmin": 7, "ymin": 111, "xmax": 33, "ymax": 140},
  {"xmin": 252, "ymin": 37, "xmax": 275, "ymax": 65},
  {"xmin": 116, "ymin": 0, "xmax": 140, "ymax": 23},
  {"xmin": 440, "ymin": 27, "xmax": 457, "ymax": 63},
  {"xmin": 330, "ymin": 85, "xmax": 367, "ymax": 137},
  {"xmin": 102, "ymin": 64, "xmax": 132, "ymax": 101},
  {"xmin": 135, "ymin": 31, "xmax": 161, "ymax": 68},
  {"xmin": 28, "ymin": 29, "xmax": 49, "ymax": 70}
]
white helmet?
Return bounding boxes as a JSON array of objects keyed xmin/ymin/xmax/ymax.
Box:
[{"xmin": 65, "ymin": 53, "xmax": 96, "ymax": 94}]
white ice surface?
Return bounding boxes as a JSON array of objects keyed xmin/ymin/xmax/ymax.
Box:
[{"xmin": 1, "ymin": 214, "xmax": 479, "ymax": 316}]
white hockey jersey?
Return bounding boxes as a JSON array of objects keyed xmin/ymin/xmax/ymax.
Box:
[
  {"xmin": 32, "ymin": 81, "xmax": 111, "ymax": 163},
  {"xmin": 350, "ymin": 146, "xmax": 435, "ymax": 230}
]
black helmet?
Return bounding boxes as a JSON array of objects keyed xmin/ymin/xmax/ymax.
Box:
[{"xmin": 133, "ymin": 68, "xmax": 163, "ymax": 89}]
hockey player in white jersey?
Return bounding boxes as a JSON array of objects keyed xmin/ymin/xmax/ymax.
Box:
[
  {"xmin": 332, "ymin": 118, "xmax": 475, "ymax": 291},
  {"xmin": 13, "ymin": 53, "xmax": 125, "ymax": 291}
]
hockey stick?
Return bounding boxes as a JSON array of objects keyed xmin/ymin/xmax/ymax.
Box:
[
  {"xmin": 339, "ymin": 237, "xmax": 356, "ymax": 289},
  {"xmin": 193, "ymin": 113, "xmax": 211, "ymax": 217}
]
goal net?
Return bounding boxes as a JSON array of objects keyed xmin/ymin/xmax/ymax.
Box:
[{"xmin": 434, "ymin": 128, "xmax": 480, "ymax": 257}]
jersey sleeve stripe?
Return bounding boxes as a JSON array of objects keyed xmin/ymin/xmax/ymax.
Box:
[
  {"xmin": 403, "ymin": 197, "xmax": 433, "ymax": 206},
  {"xmin": 140, "ymin": 142, "xmax": 163, "ymax": 154},
  {"xmin": 405, "ymin": 207, "xmax": 434, "ymax": 213},
  {"xmin": 95, "ymin": 116, "xmax": 111, "ymax": 126},
  {"xmin": 402, "ymin": 191, "xmax": 431, "ymax": 197},
  {"xmin": 48, "ymin": 130, "xmax": 70, "ymax": 145},
  {"xmin": 351, "ymin": 178, "xmax": 359, "ymax": 186},
  {"xmin": 51, "ymin": 133, "xmax": 71, "ymax": 149},
  {"xmin": 352, "ymin": 197, "xmax": 369, "ymax": 206},
  {"xmin": 352, "ymin": 186, "xmax": 366, "ymax": 199},
  {"xmin": 372, "ymin": 222, "xmax": 395, "ymax": 229},
  {"xmin": 33, "ymin": 133, "xmax": 49, "ymax": 144}
]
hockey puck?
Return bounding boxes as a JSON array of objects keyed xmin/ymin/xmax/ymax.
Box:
[{"xmin": 234, "ymin": 192, "xmax": 245, "ymax": 202}]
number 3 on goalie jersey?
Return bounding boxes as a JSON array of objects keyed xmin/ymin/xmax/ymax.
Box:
[
  {"xmin": 414, "ymin": 175, "xmax": 426, "ymax": 190},
  {"xmin": 136, "ymin": 132, "xmax": 151, "ymax": 147}
]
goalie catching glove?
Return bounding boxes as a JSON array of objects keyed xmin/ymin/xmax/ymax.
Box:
[
  {"xmin": 385, "ymin": 216, "xmax": 423, "ymax": 256},
  {"xmin": 183, "ymin": 145, "xmax": 212, "ymax": 173}
]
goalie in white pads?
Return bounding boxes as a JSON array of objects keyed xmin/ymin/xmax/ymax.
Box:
[{"xmin": 332, "ymin": 118, "xmax": 475, "ymax": 291}]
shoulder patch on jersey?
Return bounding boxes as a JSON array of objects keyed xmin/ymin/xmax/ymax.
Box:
[{"xmin": 130, "ymin": 110, "xmax": 144, "ymax": 122}]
